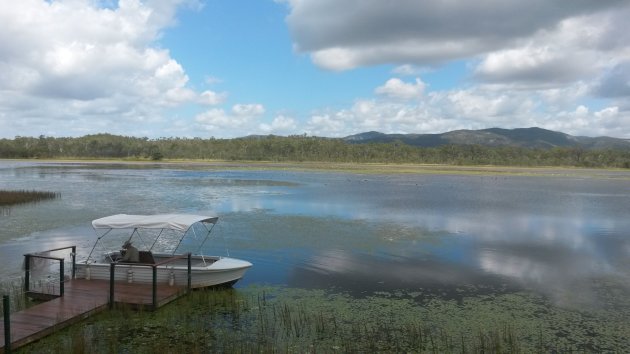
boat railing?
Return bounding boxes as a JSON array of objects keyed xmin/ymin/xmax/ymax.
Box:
[
  {"xmin": 108, "ymin": 253, "xmax": 192, "ymax": 310},
  {"xmin": 23, "ymin": 246, "xmax": 76, "ymax": 299}
]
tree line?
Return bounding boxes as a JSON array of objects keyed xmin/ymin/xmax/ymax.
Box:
[{"xmin": 1, "ymin": 134, "xmax": 629, "ymax": 168}]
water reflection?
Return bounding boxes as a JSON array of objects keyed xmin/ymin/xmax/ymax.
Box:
[
  {"xmin": 0, "ymin": 162, "xmax": 629, "ymax": 309},
  {"xmin": 288, "ymin": 248, "xmax": 517, "ymax": 300}
]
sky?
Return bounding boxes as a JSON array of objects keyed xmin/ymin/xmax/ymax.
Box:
[{"xmin": 1, "ymin": 0, "xmax": 630, "ymax": 139}]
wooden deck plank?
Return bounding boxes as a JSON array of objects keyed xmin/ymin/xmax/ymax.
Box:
[{"xmin": 0, "ymin": 278, "xmax": 186, "ymax": 352}]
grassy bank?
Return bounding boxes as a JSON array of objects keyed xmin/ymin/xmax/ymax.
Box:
[
  {"xmin": 16, "ymin": 284, "xmax": 630, "ymax": 353},
  {"xmin": 0, "ymin": 190, "xmax": 60, "ymax": 207},
  {"xmin": 5, "ymin": 157, "xmax": 630, "ymax": 180}
]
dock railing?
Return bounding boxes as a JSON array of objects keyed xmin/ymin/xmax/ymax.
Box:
[
  {"xmin": 23, "ymin": 246, "xmax": 76, "ymax": 298},
  {"xmin": 109, "ymin": 253, "xmax": 192, "ymax": 310},
  {"xmin": 3, "ymin": 295, "xmax": 11, "ymax": 354}
]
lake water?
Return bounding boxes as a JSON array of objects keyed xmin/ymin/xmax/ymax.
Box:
[{"xmin": 1, "ymin": 161, "xmax": 629, "ymax": 309}]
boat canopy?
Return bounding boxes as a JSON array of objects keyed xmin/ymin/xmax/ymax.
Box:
[{"xmin": 92, "ymin": 214, "xmax": 218, "ymax": 233}]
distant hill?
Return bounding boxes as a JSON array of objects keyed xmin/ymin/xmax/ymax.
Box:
[{"xmin": 343, "ymin": 127, "xmax": 630, "ymax": 150}]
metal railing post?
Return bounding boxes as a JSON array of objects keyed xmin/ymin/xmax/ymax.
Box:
[
  {"xmin": 187, "ymin": 253, "xmax": 192, "ymax": 292},
  {"xmin": 71, "ymin": 246, "xmax": 76, "ymax": 279},
  {"xmin": 3, "ymin": 295, "xmax": 11, "ymax": 354},
  {"xmin": 109, "ymin": 263, "xmax": 115, "ymax": 309},
  {"xmin": 152, "ymin": 266, "xmax": 157, "ymax": 309},
  {"xmin": 59, "ymin": 261, "xmax": 64, "ymax": 297},
  {"xmin": 24, "ymin": 254, "xmax": 30, "ymax": 293}
]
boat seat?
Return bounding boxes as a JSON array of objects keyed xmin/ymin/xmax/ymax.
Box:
[{"xmin": 138, "ymin": 251, "xmax": 155, "ymax": 264}]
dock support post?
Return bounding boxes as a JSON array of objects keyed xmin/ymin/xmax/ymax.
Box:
[
  {"xmin": 59, "ymin": 261, "xmax": 64, "ymax": 297},
  {"xmin": 109, "ymin": 263, "xmax": 115, "ymax": 309},
  {"xmin": 187, "ymin": 253, "xmax": 192, "ymax": 292},
  {"xmin": 152, "ymin": 266, "xmax": 157, "ymax": 310},
  {"xmin": 71, "ymin": 246, "xmax": 76, "ymax": 279},
  {"xmin": 23, "ymin": 255, "xmax": 30, "ymax": 293},
  {"xmin": 3, "ymin": 295, "xmax": 11, "ymax": 354}
]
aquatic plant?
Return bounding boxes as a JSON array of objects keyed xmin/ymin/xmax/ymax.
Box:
[
  {"xmin": 0, "ymin": 279, "xmax": 28, "ymax": 316},
  {"xmin": 18, "ymin": 284, "xmax": 630, "ymax": 353},
  {"xmin": 0, "ymin": 190, "xmax": 60, "ymax": 207}
]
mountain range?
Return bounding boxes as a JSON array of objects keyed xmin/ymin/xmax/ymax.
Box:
[{"xmin": 343, "ymin": 127, "xmax": 630, "ymax": 150}]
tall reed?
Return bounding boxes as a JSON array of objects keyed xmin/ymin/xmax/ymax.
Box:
[
  {"xmin": 0, "ymin": 190, "xmax": 60, "ymax": 206},
  {"xmin": 0, "ymin": 279, "xmax": 29, "ymax": 315},
  {"xmin": 14, "ymin": 284, "xmax": 630, "ymax": 353},
  {"xmin": 17, "ymin": 288, "xmax": 530, "ymax": 353}
]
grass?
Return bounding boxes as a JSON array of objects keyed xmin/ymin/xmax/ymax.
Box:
[
  {"xmin": 0, "ymin": 190, "xmax": 60, "ymax": 207},
  {"xmin": 0, "ymin": 279, "xmax": 29, "ymax": 316},
  {"xmin": 15, "ymin": 284, "xmax": 630, "ymax": 353},
  {"xmin": 7, "ymin": 157, "xmax": 630, "ymax": 180},
  {"xmin": 0, "ymin": 277, "xmax": 67, "ymax": 317}
]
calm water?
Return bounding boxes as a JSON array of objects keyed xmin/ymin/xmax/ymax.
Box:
[{"xmin": 1, "ymin": 161, "xmax": 629, "ymax": 308}]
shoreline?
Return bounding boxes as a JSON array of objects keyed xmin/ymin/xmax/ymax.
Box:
[{"xmin": 2, "ymin": 157, "xmax": 630, "ymax": 179}]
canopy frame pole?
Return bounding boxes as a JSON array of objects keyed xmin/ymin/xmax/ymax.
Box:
[
  {"xmin": 149, "ymin": 228, "xmax": 164, "ymax": 251},
  {"xmin": 127, "ymin": 228, "xmax": 138, "ymax": 244},
  {"xmin": 86, "ymin": 229, "xmax": 113, "ymax": 263},
  {"xmin": 172, "ymin": 231, "xmax": 186, "ymax": 256},
  {"xmin": 196, "ymin": 222, "xmax": 216, "ymax": 266},
  {"xmin": 131, "ymin": 228, "xmax": 150, "ymax": 250}
]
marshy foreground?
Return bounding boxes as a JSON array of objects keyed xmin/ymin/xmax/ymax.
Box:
[{"xmin": 3, "ymin": 282, "xmax": 627, "ymax": 353}]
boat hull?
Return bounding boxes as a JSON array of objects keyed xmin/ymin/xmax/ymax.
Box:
[{"xmin": 75, "ymin": 254, "xmax": 252, "ymax": 288}]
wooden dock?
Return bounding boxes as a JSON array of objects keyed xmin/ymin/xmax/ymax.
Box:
[{"xmin": 0, "ymin": 278, "xmax": 185, "ymax": 353}]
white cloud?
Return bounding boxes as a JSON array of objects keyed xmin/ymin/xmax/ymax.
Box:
[
  {"xmin": 2, "ymin": 0, "xmax": 629, "ymax": 140},
  {"xmin": 195, "ymin": 103, "xmax": 266, "ymax": 137},
  {"xmin": 537, "ymin": 83, "xmax": 590, "ymax": 111},
  {"xmin": 198, "ymin": 90, "xmax": 228, "ymax": 105},
  {"xmin": 474, "ymin": 45, "xmax": 593, "ymax": 87},
  {"xmin": 392, "ymin": 64, "xmax": 425, "ymax": 76},
  {"xmin": 259, "ymin": 115, "xmax": 298, "ymax": 134},
  {"xmin": 430, "ymin": 88, "xmax": 537, "ymax": 122},
  {"xmin": 300, "ymin": 79, "xmax": 630, "ymax": 138},
  {"xmin": 204, "ymin": 75, "xmax": 223, "ymax": 85},
  {"xmin": 375, "ymin": 78, "xmax": 425, "ymax": 101},
  {"xmin": 0, "ymin": 0, "xmax": 205, "ymax": 137},
  {"xmin": 233, "ymin": 103, "xmax": 265, "ymax": 117},
  {"xmin": 472, "ymin": 8, "xmax": 630, "ymax": 88},
  {"xmin": 543, "ymin": 105, "xmax": 630, "ymax": 137},
  {"xmin": 305, "ymin": 114, "xmax": 347, "ymax": 136},
  {"xmin": 195, "ymin": 108, "xmax": 229, "ymax": 125},
  {"xmin": 284, "ymin": 0, "xmax": 619, "ymax": 70},
  {"xmin": 303, "ymin": 98, "xmax": 459, "ymax": 138},
  {"xmin": 164, "ymin": 87, "xmax": 197, "ymax": 105},
  {"xmin": 276, "ymin": 0, "xmax": 630, "ymax": 138}
]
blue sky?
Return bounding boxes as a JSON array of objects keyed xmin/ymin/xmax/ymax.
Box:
[
  {"xmin": 1, "ymin": 0, "xmax": 629, "ymax": 138},
  {"xmin": 161, "ymin": 0, "xmax": 393, "ymax": 120}
]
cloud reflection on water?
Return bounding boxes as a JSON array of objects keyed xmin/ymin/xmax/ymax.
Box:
[
  {"xmin": 243, "ymin": 172, "xmax": 630, "ymax": 306},
  {"xmin": 1, "ymin": 163, "xmax": 629, "ymax": 308}
]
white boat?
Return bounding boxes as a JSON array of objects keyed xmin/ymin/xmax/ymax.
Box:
[{"xmin": 75, "ymin": 214, "xmax": 252, "ymax": 288}]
